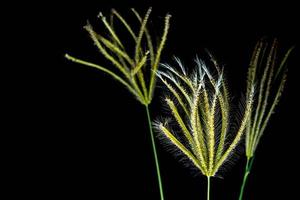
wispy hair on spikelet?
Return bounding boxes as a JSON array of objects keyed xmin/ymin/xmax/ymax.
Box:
[
  {"xmin": 245, "ymin": 39, "xmax": 293, "ymax": 158},
  {"xmin": 65, "ymin": 8, "xmax": 171, "ymax": 105},
  {"xmin": 155, "ymin": 56, "xmax": 255, "ymax": 177}
]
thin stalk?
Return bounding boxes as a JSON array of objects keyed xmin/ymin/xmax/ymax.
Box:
[
  {"xmin": 207, "ymin": 176, "xmax": 211, "ymax": 200},
  {"xmin": 238, "ymin": 157, "xmax": 255, "ymax": 200},
  {"xmin": 145, "ymin": 105, "xmax": 164, "ymax": 200}
]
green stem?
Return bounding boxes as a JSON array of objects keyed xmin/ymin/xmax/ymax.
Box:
[
  {"xmin": 207, "ymin": 176, "xmax": 211, "ymax": 200},
  {"xmin": 145, "ymin": 105, "xmax": 164, "ymax": 200},
  {"xmin": 238, "ymin": 157, "xmax": 255, "ymax": 200}
]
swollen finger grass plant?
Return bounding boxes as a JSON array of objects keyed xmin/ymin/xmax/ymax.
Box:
[
  {"xmin": 238, "ymin": 39, "xmax": 294, "ymax": 200},
  {"xmin": 65, "ymin": 8, "xmax": 171, "ymax": 200},
  {"xmin": 155, "ymin": 57, "xmax": 254, "ymax": 200}
]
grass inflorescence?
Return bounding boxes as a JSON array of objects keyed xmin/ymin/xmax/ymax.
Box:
[
  {"xmin": 238, "ymin": 39, "xmax": 293, "ymax": 200},
  {"xmin": 155, "ymin": 56, "xmax": 255, "ymax": 200},
  {"xmin": 65, "ymin": 8, "xmax": 171, "ymax": 200},
  {"xmin": 65, "ymin": 8, "xmax": 171, "ymax": 105}
]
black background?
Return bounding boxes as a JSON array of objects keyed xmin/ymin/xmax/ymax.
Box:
[{"xmin": 13, "ymin": 0, "xmax": 299, "ymax": 199}]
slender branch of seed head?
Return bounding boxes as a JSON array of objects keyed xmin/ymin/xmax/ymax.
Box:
[
  {"xmin": 275, "ymin": 46, "xmax": 294, "ymax": 79},
  {"xmin": 134, "ymin": 8, "xmax": 152, "ymax": 62},
  {"xmin": 246, "ymin": 40, "xmax": 263, "ymax": 98},
  {"xmin": 111, "ymin": 9, "xmax": 137, "ymax": 41},
  {"xmin": 84, "ymin": 23, "xmax": 131, "ymax": 78},
  {"xmin": 166, "ymin": 98, "xmax": 194, "ymax": 145},
  {"xmin": 160, "ymin": 63, "xmax": 195, "ymax": 92},
  {"xmin": 253, "ymin": 73, "xmax": 287, "ymax": 151},
  {"xmin": 148, "ymin": 14, "xmax": 171, "ymax": 100},
  {"xmin": 106, "ymin": 14, "xmax": 130, "ymax": 70},
  {"xmin": 158, "ymin": 70, "xmax": 192, "ymax": 105},
  {"xmin": 159, "ymin": 123, "xmax": 205, "ymax": 174},
  {"xmin": 64, "ymin": 54, "xmax": 141, "ymax": 103},
  {"xmin": 98, "ymin": 12, "xmax": 124, "ymax": 49},
  {"xmin": 190, "ymin": 83, "xmax": 209, "ymax": 174},
  {"xmin": 131, "ymin": 52, "xmax": 149, "ymax": 76},
  {"xmin": 96, "ymin": 33, "xmax": 134, "ymax": 66},
  {"xmin": 245, "ymin": 41, "xmax": 263, "ymax": 157},
  {"xmin": 252, "ymin": 45, "xmax": 276, "ymax": 149},
  {"xmin": 131, "ymin": 8, "xmax": 155, "ymax": 66},
  {"xmin": 157, "ymin": 75, "xmax": 190, "ymax": 116},
  {"xmin": 195, "ymin": 112, "xmax": 208, "ymax": 163},
  {"xmin": 201, "ymin": 86, "xmax": 215, "ymax": 175},
  {"xmin": 214, "ymin": 86, "xmax": 254, "ymax": 175}
]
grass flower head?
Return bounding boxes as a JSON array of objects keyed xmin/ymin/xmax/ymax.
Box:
[
  {"xmin": 65, "ymin": 8, "xmax": 171, "ymax": 105},
  {"xmin": 155, "ymin": 56, "xmax": 255, "ymax": 177}
]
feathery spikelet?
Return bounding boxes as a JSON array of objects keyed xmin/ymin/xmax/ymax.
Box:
[
  {"xmin": 65, "ymin": 8, "xmax": 171, "ymax": 105},
  {"xmin": 245, "ymin": 39, "xmax": 293, "ymax": 158},
  {"xmin": 155, "ymin": 56, "xmax": 254, "ymax": 177}
]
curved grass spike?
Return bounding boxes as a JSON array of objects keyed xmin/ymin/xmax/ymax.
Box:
[
  {"xmin": 155, "ymin": 57, "xmax": 254, "ymax": 200},
  {"xmin": 65, "ymin": 8, "xmax": 171, "ymax": 200},
  {"xmin": 238, "ymin": 39, "xmax": 294, "ymax": 200}
]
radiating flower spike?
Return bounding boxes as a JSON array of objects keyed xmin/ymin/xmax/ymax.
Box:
[
  {"xmin": 238, "ymin": 39, "xmax": 293, "ymax": 200},
  {"xmin": 66, "ymin": 8, "xmax": 171, "ymax": 105},
  {"xmin": 65, "ymin": 8, "xmax": 171, "ymax": 200},
  {"xmin": 156, "ymin": 56, "xmax": 254, "ymax": 200}
]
